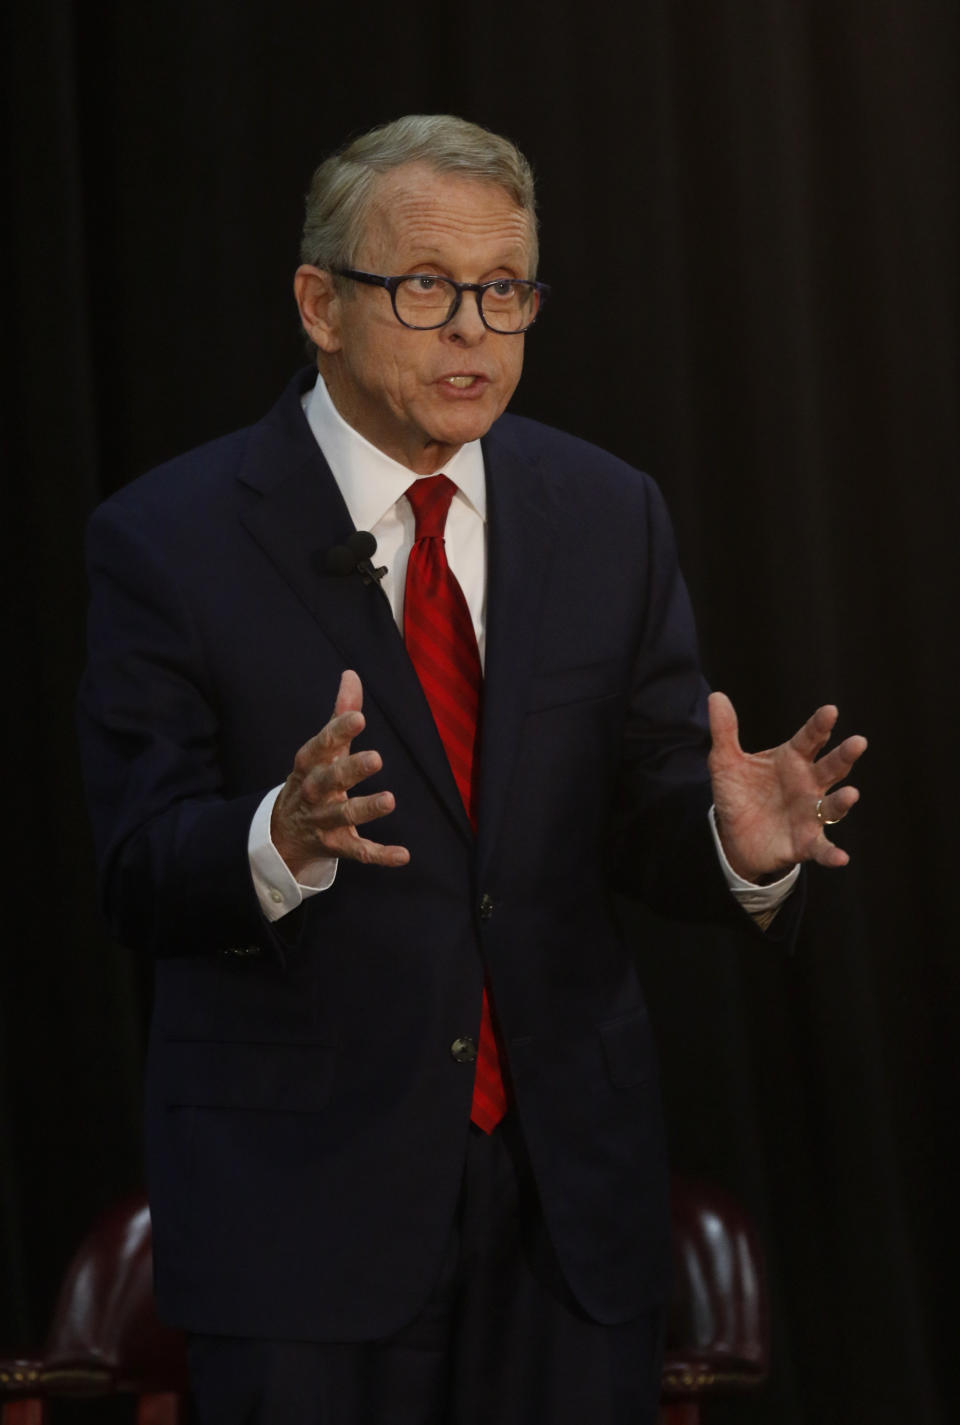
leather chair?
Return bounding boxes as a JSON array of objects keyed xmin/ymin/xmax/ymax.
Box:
[
  {"xmin": 658, "ymin": 1177, "xmax": 770, "ymax": 1424},
  {"xmin": 0, "ymin": 1193, "xmax": 188, "ymax": 1424},
  {"xmin": 2, "ymin": 1178, "xmax": 768, "ymax": 1423}
]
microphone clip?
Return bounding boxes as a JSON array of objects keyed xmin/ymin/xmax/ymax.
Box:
[{"xmin": 323, "ymin": 530, "xmax": 387, "ymax": 585}]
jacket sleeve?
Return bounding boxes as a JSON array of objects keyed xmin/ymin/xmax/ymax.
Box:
[
  {"xmin": 608, "ymin": 476, "xmax": 804, "ymax": 942},
  {"xmin": 77, "ymin": 498, "xmax": 294, "ymax": 960}
]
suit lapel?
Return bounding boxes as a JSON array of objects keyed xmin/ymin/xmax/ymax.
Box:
[
  {"xmin": 236, "ymin": 373, "xmax": 472, "ymax": 843},
  {"xmin": 477, "ymin": 421, "xmax": 561, "ymax": 876}
]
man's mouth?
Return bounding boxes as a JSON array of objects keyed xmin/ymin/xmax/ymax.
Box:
[{"xmin": 442, "ymin": 375, "xmax": 483, "ymax": 388}]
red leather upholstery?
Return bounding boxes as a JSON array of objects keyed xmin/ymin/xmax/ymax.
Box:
[
  {"xmin": 40, "ymin": 1194, "xmax": 187, "ymax": 1396},
  {"xmin": 660, "ymin": 1176, "xmax": 770, "ymax": 1421},
  {"xmin": 0, "ymin": 1193, "xmax": 187, "ymax": 1424}
]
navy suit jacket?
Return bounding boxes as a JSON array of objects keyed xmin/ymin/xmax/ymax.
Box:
[{"xmin": 78, "ymin": 369, "xmax": 792, "ymax": 1341}]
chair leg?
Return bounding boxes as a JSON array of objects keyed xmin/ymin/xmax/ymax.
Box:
[
  {"xmin": 658, "ymin": 1405, "xmax": 700, "ymax": 1425},
  {"xmin": 137, "ymin": 1391, "xmax": 188, "ymax": 1425},
  {"xmin": 2, "ymin": 1401, "xmax": 48, "ymax": 1425}
]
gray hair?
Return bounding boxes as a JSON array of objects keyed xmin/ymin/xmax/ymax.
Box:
[{"xmin": 300, "ymin": 114, "xmax": 539, "ymax": 281}]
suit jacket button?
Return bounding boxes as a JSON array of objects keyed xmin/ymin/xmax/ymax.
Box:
[
  {"xmin": 479, "ymin": 893, "xmax": 494, "ymax": 920},
  {"xmin": 450, "ymin": 1036, "xmax": 478, "ymax": 1063}
]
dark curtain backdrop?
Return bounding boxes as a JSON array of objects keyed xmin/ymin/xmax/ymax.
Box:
[{"xmin": 2, "ymin": 3, "xmax": 956, "ymax": 1421}]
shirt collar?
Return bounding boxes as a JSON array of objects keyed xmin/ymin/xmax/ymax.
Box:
[{"xmin": 303, "ymin": 371, "xmax": 486, "ymax": 530}]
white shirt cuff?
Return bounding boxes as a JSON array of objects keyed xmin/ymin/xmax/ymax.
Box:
[
  {"xmin": 248, "ymin": 786, "xmax": 338, "ymax": 922},
  {"xmin": 709, "ymin": 805, "xmax": 800, "ymax": 917}
]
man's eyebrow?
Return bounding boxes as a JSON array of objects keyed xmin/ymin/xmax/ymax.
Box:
[{"xmin": 401, "ymin": 248, "xmax": 528, "ymax": 271}]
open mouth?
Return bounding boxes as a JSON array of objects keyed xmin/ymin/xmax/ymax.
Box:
[{"xmin": 442, "ymin": 375, "xmax": 484, "ymax": 388}]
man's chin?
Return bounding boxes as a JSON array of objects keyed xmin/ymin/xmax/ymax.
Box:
[{"xmin": 423, "ymin": 398, "xmax": 505, "ymax": 450}]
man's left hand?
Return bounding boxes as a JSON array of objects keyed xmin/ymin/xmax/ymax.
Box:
[{"xmin": 708, "ymin": 692, "xmax": 868, "ymax": 883}]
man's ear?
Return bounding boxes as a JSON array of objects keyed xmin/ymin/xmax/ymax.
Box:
[{"xmin": 293, "ymin": 266, "xmax": 342, "ymax": 354}]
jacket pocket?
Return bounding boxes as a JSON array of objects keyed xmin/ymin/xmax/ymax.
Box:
[{"xmin": 527, "ymin": 658, "xmax": 624, "ymax": 712}]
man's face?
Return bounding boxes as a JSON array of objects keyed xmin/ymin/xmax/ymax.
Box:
[{"xmin": 310, "ymin": 163, "xmax": 533, "ymax": 474}]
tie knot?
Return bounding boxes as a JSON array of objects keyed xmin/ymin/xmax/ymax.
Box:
[{"xmin": 405, "ymin": 474, "xmax": 457, "ymax": 540}]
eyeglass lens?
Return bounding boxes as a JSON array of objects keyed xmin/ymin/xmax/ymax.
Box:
[{"xmin": 394, "ymin": 276, "xmax": 539, "ymax": 332}]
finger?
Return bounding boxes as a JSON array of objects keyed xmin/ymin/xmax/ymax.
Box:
[
  {"xmin": 290, "ymin": 674, "xmax": 368, "ymax": 772},
  {"xmin": 816, "ymin": 785, "xmax": 860, "ymax": 824},
  {"xmin": 296, "ymin": 707, "xmax": 366, "ymax": 768},
  {"xmin": 333, "ymin": 668, "xmax": 363, "ymax": 718},
  {"xmin": 336, "ymin": 836, "xmax": 411, "ymax": 868},
  {"xmin": 313, "ymin": 788, "xmax": 398, "ymax": 831},
  {"xmin": 707, "ymin": 691, "xmax": 742, "ymax": 760},
  {"xmin": 788, "ymin": 704, "xmax": 839, "ymax": 759},
  {"xmin": 812, "ymin": 834, "xmax": 851, "ymax": 870},
  {"xmin": 813, "ymin": 734, "xmax": 869, "ymax": 789},
  {"xmin": 300, "ymin": 749, "xmax": 383, "ymax": 802}
]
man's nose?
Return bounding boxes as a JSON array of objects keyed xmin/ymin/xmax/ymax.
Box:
[{"xmin": 443, "ymin": 292, "xmax": 486, "ymax": 344}]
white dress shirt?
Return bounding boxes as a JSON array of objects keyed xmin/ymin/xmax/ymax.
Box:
[{"xmin": 248, "ymin": 373, "xmax": 798, "ymax": 923}]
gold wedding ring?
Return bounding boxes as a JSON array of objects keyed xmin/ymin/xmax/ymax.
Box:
[{"xmin": 816, "ymin": 797, "xmax": 842, "ymax": 826}]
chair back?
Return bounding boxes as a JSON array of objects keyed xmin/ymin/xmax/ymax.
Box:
[
  {"xmin": 662, "ymin": 1176, "xmax": 770, "ymax": 1399},
  {"xmin": 41, "ymin": 1193, "xmax": 188, "ymax": 1396}
]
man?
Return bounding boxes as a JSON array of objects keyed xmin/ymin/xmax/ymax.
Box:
[{"xmin": 78, "ymin": 115, "xmax": 865, "ymax": 1424}]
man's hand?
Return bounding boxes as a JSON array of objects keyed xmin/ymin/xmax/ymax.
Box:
[
  {"xmin": 708, "ymin": 692, "xmax": 867, "ymax": 883},
  {"xmin": 271, "ymin": 669, "xmax": 410, "ymax": 879}
]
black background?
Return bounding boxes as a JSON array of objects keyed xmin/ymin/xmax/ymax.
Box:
[{"xmin": 2, "ymin": 3, "xmax": 956, "ymax": 1421}]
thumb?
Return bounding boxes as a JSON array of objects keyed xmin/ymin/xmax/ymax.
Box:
[{"xmin": 707, "ymin": 691, "xmax": 742, "ymax": 761}]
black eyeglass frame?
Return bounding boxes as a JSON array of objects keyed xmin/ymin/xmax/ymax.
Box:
[{"xmin": 332, "ymin": 267, "xmax": 550, "ymax": 334}]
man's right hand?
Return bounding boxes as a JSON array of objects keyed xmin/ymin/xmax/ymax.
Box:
[{"xmin": 271, "ymin": 669, "xmax": 410, "ymax": 878}]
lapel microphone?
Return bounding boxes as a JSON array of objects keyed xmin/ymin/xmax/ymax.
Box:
[{"xmin": 323, "ymin": 530, "xmax": 387, "ymax": 585}]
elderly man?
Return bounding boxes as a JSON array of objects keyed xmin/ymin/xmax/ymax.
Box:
[{"xmin": 78, "ymin": 115, "xmax": 865, "ymax": 1425}]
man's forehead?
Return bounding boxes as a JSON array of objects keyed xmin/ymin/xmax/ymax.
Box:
[{"xmin": 361, "ymin": 162, "xmax": 532, "ymax": 262}]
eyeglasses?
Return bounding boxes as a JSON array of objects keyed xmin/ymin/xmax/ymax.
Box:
[{"xmin": 332, "ymin": 268, "xmax": 550, "ymax": 334}]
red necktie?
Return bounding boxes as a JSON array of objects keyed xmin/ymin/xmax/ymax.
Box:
[{"xmin": 403, "ymin": 475, "xmax": 507, "ymax": 1134}]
